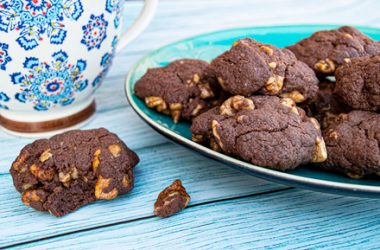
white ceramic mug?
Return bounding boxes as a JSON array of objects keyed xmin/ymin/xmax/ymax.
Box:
[{"xmin": 0, "ymin": 0, "xmax": 157, "ymax": 136}]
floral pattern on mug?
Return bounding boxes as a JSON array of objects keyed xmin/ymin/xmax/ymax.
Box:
[
  {"xmin": 0, "ymin": 91, "xmax": 10, "ymax": 109},
  {"xmin": 0, "ymin": 0, "xmax": 84, "ymax": 50},
  {"xmin": 105, "ymin": 0, "xmax": 121, "ymax": 28},
  {"xmin": 0, "ymin": 42, "xmax": 11, "ymax": 70},
  {"xmin": 10, "ymin": 50, "xmax": 88, "ymax": 111},
  {"xmin": 81, "ymin": 14, "xmax": 108, "ymax": 51},
  {"xmin": 92, "ymin": 36, "xmax": 117, "ymax": 88}
]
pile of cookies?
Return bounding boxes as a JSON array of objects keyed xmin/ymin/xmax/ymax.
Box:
[{"xmin": 135, "ymin": 26, "xmax": 380, "ymax": 179}]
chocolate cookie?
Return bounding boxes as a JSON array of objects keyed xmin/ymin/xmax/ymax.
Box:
[
  {"xmin": 208, "ymin": 38, "xmax": 319, "ymax": 103},
  {"xmin": 10, "ymin": 128, "xmax": 139, "ymax": 217},
  {"xmin": 301, "ymin": 81, "xmax": 351, "ymax": 129},
  {"xmin": 287, "ymin": 26, "xmax": 380, "ymax": 77},
  {"xmin": 323, "ymin": 111, "xmax": 380, "ymax": 179},
  {"xmin": 335, "ymin": 55, "xmax": 380, "ymax": 111},
  {"xmin": 191, "ymin": 95, "xmax": 327, "ymax": 170},
  {"xmin": 134, "ymin": 59, "xmax": 224, "ymax": 123}
]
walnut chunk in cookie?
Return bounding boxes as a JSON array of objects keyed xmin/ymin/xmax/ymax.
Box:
[
  {"xmin": 287, "ymin": 26, "xmax": 380, "ymax": 77},
  {"xmin": 322, "ymin": 111, "xmax": 380, "ymax": 179},
  {"xmin": 10, "ymin": 128, "xmax": 139, "ymax": 217},
  {"xmin": 335, "ymin": 55, "xmax": 380, "ymax": 111},
  {"xmin": 134, "ymin": 59, "xmax": 225, "ymax": 123},
  {"xmin": 191, "ymin": 96, "xmax": 327, "ymax": 170},
  {"xmin": 154, "ymin": 180, "xmax": 190, "ymax": 218},
  {"xmin": 208, "ymin": 38, "xmax": 319, "ymax": 102}
]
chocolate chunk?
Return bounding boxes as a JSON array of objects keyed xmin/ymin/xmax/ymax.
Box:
[
  {"xmin": 323, "ymin": 111, "xmax": 380, "ymax": 179},
  {"xmin": 287, "ymin": 26, "xmax": 380, "ymax": 77},
  {"xmin": 335, "ymin": 55, "xmax": 380, "ymax": 111},
  {"xmin": 191, "ymin": 95, "xmax": 327, "ymax": 170},
  {"xmin": 208, "ymin": 38, "xmax": 319, "ymax": 102},
  {"xmin": 10, "ymin": 128, "xmax": 139, "ymax": 217}
]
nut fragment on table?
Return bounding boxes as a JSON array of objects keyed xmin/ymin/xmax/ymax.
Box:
[{"xmin": 154, "ymin": 180, "xmax": 190, "ymax": 218}]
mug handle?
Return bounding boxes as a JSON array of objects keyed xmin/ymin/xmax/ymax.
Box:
[{"xmin": 116, "ymin": 0, "xmax": 158, "ymax": 53}]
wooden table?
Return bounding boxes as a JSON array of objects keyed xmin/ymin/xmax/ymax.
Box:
[{"xmin": 1, "ymin": 0, "xmax": 380, "ymax": 248}]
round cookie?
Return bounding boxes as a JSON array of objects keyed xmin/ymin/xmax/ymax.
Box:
[
  {"xmin": 207, "ymin": 38, "xmax": 319, "ymax": 103},
  {"xmin": 335, "ymin": 55, "xmax": 380, "ymax": 111},
  {"xmin": 287, "ymin": 26, "xmax": 380, "ymax": 77},
  {"xmin": 191, "ymin": 95, "xmax": 327, "ymax": 170},
  {"xmin": 10, "ymin": 128, "xmax": 139, "ymax": 217},
  {"xmin": 301, "ymin": 81, "xmax": 351, "ymax": 129},
  {"xmin": 323, "ymin": 111, "xmax": 380, "ymax": 179},
  {"xmin": 134, "ymin": 59, "xmax": 224, "ymax": 123}
]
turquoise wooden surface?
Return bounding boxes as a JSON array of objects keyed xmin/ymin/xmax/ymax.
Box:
[{"xmin": 1, "ymin": 0, "xmax": 380, "ymax": 249}]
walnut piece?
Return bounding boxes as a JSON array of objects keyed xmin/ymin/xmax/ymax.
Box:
[
  {"xmin": 314, "ymin": 59, "xmax": 336, "ymax": 74},
  {"xmin": 265, "ymin": 75, "xmax": 284, "ymax": 94},
  {"xmin": 145, "ymin": 96, "xmax": 168, "ymax": 112},
  {"xmin": 30, "ymin": 164, "xmax": 55, "ymax": 181},
  {"xmin": 154, "ymin": 180, "xmax": 190, "ymax": 218},
  {"xmin": 211, "ymin": 120, "xmax": 225, "ymax": 151},
  {"xmin": 169, "ymin": 103, "xmax": 183, "ymax": 123},
  {"xmin": 220, "ymin": 96, "xmax": 255, "ymax": 116},
  {"xmin": 280, "ymin": 98, "xmax": 299, "ymax": 115},
  {"xmin": 281, "ymin": 90, "xmax": 305, "ymax": 103},
  {"xmin": 22, "ymin": 189, "xmax": 45, "ymax": 206},
  {"xmin": 260, "ymin": 45, "xmax": 274, "ymax": 56},
  {"xmin": 39, "ymin": 149, "xmax": 52, "ymax": 163},
  {"xmin": 108, "ymin": 144, "xmax": 121, "ymax": 157},
  {"xmin": 92, "ymin": 149, "xmax": 101, "ymax": 172},
  {"xmin": 95, "ymin": 176, "xmax": 118, "ymax": 200},
  {"xmin": 311, "ymin": 137, "xmax": 328, "ymax": 163}
]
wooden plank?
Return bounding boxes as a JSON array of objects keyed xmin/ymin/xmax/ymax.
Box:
[
  {"xmin": 17, "ymin": 189, "xmax": 380, "ymax": 250},
  {"xmin": 0, "ymin": 143, "xmax": 285, "ymax": 248}
]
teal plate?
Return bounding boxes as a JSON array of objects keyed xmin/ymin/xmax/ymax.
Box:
[{"xmin": 126, "ymin": 25, "xmax": 380, "ymax": 198}]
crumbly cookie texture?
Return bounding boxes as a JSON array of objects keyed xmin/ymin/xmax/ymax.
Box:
[
  {"xmin": 335, "ymin": 55, "xmax": 380, "ymax": 111},
  {"xmin": 207, "ymin": 38, "xmax": 319, "ymax": 102},
  {"xmin": 191, "ymin": 95, "xmax": 327, "ymax": 171},
  {"xmin": 323, "ymin": 111, "xmax": 380, "ymax": 179},
  {"xmin": 10, "ymin": 128, "xmax": 139, "ymax": 217},
  {"xmin": 301, "ymin": 81, "xmax": 351, "ymax": 129},
  {"xmin": 134, "ymin": 59, "xmax": 226, "ymax": 123},
  {"xmin": 154, "ymin": 180, "xmax": 190, "ymax": 218},
  {"xmin": 287, "ymin": 26, "xmax": 380, "ymax": 77}
]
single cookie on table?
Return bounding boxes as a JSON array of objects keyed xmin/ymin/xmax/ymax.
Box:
[
  {"xmin": 335, "ymin": 55, "xmax": 380, "ymax": 111},
  {"xmin": 191, "ymin": 95, "xmax": 327, "ymax": 171},
  {"xmin": 10, "ymin": 128, "xmax": 139, "ymax": 217},
  {"xmin": 301, "ymin": 81, "xmax": 351, "ymax": 129},
  {"xmin": 287, "ymin": 26, "xmax": 380, "ymax": 77},
  {"xmin": 323, "ymin": 111, "xmax": 380, "ymax": 179},
  {"xmin": 207, "ymin": 38, "xmax": 319, "ymax": 103},
  {"xmin": 134, "ymin": 59, "xmax": 225, "ymax": 123}
]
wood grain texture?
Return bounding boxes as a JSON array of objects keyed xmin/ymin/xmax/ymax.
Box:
[
  {"xmin": 1, "ymin": 0, "xmax": 380, "ymax": 248},
  {"xmin": 0, "ymin": 143, "xmax": 285, "ymax": 247},
  {"xmin": 16, "ymin": 189, "xmax": 380, "ymax": 250}
]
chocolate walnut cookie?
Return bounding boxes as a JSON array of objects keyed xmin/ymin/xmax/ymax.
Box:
[
  {"xmin": 335, "ymin": 55, "xmax": 380, "ymax": 111},
  {"xmin": 208, "ymin": 38, "xmax": 319, "ymax": 103},
  {"xmin": 323, "ymin": 111, "xmax": 380, "ymax": 179},
  {"xmin": 287, "ymin": 26, "xmax": 380, "ymax": 77},
  {"xmin": 191, "ymin": 96, "xmax": 327, "ymax": 170},
  {"xmin": 134, "ymin": 59, "xmax": 225, "ymax": 123},
  {"xmin": 10, "ymin": 128, "xmax": 139, "ymax": 217}
]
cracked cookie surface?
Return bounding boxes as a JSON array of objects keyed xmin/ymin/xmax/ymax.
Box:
[
  {"xmin": 134, "ymin": 59, "xmax": 226, "ymax": 123},
  {"xmin": 335, "ymin": 55, "xmax": 380, "ymax": 111},
  {"xmin": 323, "ymin": 111, "xmax": 380, "ymax": 179},
  {"xmin": 287, "ymin": 26, "xmax": 380, "ymax": 77},
  {"xmin": 207, "ymin": 38, "xmax": 319, "ymax": 103},
  {"xmin": 10, "ymin": 128, "xmax": 139, "ymax": 217},
  {"xmin": 191, "ymin": 95, "xmax": 326, "ymax": 170}
]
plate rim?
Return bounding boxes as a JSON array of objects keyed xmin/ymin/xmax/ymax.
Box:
[{"xmin": 125, "ymin": 24, "xmax": 380, "ymax": 198}]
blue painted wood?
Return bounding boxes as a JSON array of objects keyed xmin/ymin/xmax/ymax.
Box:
[
  {"xmin": 17, "ymin": 189, "xmax": 380, "ymax": 249},
  {"xmin": 1, "ymin": 0, "xmax": 380, "ymax": 248}
]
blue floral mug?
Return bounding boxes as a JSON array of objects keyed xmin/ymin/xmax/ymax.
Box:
[{"xmin": 0, "ymin": 0, "xmax": 157, "ymax": 136}]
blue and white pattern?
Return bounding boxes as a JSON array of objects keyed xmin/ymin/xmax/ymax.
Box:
[
  {"xmin": 0, "ymin": 42, "xmax": 11, "ymax": 70},
  {"xmin": 0, "ymin": 0, "xmax": 84, "ymax": 50},
  {"xmin": 93, "ymin": 36, "xmax": 117, "ymax": 88},
  {"xmin": 0, "ymin": 91, "xmax": 10, "ymax": 109},
  {"xmin": 81, "ymin": 14, "xmax": 108, "ymax": 51},
  {"xmin": 10, "ymin": 50, "xmax": 88, "ymax": 111},
  {"xmin": 105, "ymin": 0, "xmax": 121, "ymax": 28}
]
